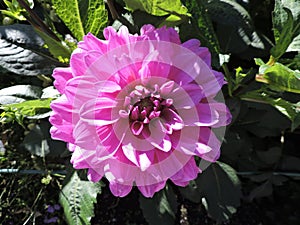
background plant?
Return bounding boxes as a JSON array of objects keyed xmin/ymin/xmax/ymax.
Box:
[{"xmin": 0, "ymin": 0, "xmax": 299, "ymax": 224}]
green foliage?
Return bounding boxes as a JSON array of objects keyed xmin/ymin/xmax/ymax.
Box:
[
  {"xmin": 271, "ymin": 7, "xmax": 300, "ymax": 60},
  {"xmin": 183, "ymin": 0, "xmax": 221, "ymax": 67},
  {"xmin": 0, "ymin": 0, "xmax": 32, "ymax": 21},
  {"xmin": 34, "ymin": 28, "xmax": 71, "ymax": 61},
  {"xmin": 196, "ymin": 162, "xmax": 241, "ymax": 223},
  {"xmin": 52, "ymin": 0, "xmax": 108, "ymax": 40},
  {"xmin": 124, "ymin": 0, "xmax": 190, "ymax": 26},
  {"xmin": 0, "ymin": 98, "xmax": 52, "ymax": 125},
  {"xmin": 273, "ymin": 0, "xmax": 300, "ymax": 54},
  {"xmin": 2, "ymin": 0, "xmax": 300, "ymax": 224},
  {"xmin": 240, "ymin": 90, "xmax": 300, "ymax": 131},
  {"xmin": 256, "ymin": 62, "xmax": 300, "ymax": 94},
  {"xmin": 59, "ymin": 171, "xmax": 101, "ymax": 225},
  {"xmin": 139, "ymin": 184, "xmax": 178, "ymax": 225}
]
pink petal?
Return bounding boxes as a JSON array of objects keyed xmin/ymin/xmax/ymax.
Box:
[
  {"xmin": 148, "ymin": 119, "xmax": 172, "ymax": 152},
  {"xmin": 52, "ymin": 67, "xmax": 73, "ymax": 94},
  {"xmin": 78, "ymin": 32, "xmax": 108, "ymax": 53},
  {"xmin": 170, "ymin": 83, "xmax": 204, "ymax": 109},
  {"xmin": 50, "ymin": 95, "xmax": 74, "ymax": 123},
  {"xmin": 161, "ymin": 108, "xmax": 184, "ymax": 132},
  {"xmin": 49, "ymin": 112, "xmax": 74, "ymax": 143},
  {"xmin": 109, "ymin": 182, "xmax": 132, "ymax": 197},
  {"xmin": 70, "ymin": 49, "xmax": 88, "ymax": 76},
  {"xmin": 197, "ymin": 127, "xmax": 221, "ymax": 162},
  {"xmin": 73, "ymin": 120, "xmax": 100, "ymax": 150},
  {"xmin": 137, "ymin": 181, "xmax": 166, "ymax": 198},
  {"xmin": 79, "ymin": 98, "xmax": 118, "ymax": 126},
  {"xmin": 182, "ymin": 39, "xmax": 211, "ymax": 66},
  {"xmin": 87, "ymin": 168, "xmax": 104, "ymax": 182},
  {"xmin": 211, "ymin": 102, "xmax": 232, "ymax": 127},
  {"xmin": 70, "ymin": 146, "xmax": 97, "ymax": 169},
  {"xmin": 84, "ymin": 50, "xmax": 102, "ymax": 68},
  {"xmin": 170, "ymin": 158, "xmax": 200, "ymax": 186},
  {"xmin": 180, "ymin": 103, "xmax": 219, "ymax": 127}
]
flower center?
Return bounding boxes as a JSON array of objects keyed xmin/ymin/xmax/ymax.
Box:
[{"xmin": 118, "ymin": 82, "xmax": 184, "ymax": 136}]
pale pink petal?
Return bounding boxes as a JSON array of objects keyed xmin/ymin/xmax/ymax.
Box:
[
  {"xmin": 52, "ymin": 67, "xmax": 73, "ymax": 94},
  {"xmin": 87, "ymin": 168, "xmax": 104, "ymax": 182},
  {"xmin": 79, "ymin": 98, "xmax": 119, "ymax": 126},
  {"xmin": 49, "ymin": 112, "xmax": 74, "ymax": 143},
  {"xmin": 50, "ymin": 95, "xmax": 73, "ymax": 122},
  {"xmin": 49, "ymin": 25, "xmax": 230, "ymax": 198},
  {"xmin": 78, "ymin": 32, "xmax": 108, "ymax": 53},
  {"xmin": 109, "ymin": 182, "xmax": 132, "ymax": 197},
  {"xmin": 180, "ymin": 103, "xmax": 219, "ymax": 126}
]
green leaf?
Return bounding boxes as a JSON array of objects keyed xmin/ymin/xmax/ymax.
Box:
[
  {"xmin": 34, "ymin": 28, "xmax": 71, "ymax": 61},
  {"xmin": 22, "ymin": 121, "xmax": 66, "ymax": 157},
  {"xmin": 179, "ymin": 180, "xmax": 201, "ymax": 203},
  {"xmin": 0, "ymin": 85, "xmax": 42, "ymax": 99},
  {"xmin": 248, "ymin": 180, "xmax": 273, "ymax": 201},
  {"xmin": 196, "ymin": 162, "xmax": 241, "ymax": 223},
  {"xmin": 256, "ymin": 147, "xmax": 282, "ymax": 165},
  {"xmin": 256, "ymin": 62, "xmax": 300, "ymax": 93},
  {"xmin": 182, "ymin": 0, "xmax": 221, "ymax": 67},
  {"xmin": 239, "ymin": 90, "xmax": 300, "ymax": 130},
  {"xmin": 272, "ymin": 0, "xmax": 300, "ymax": 58},
  {"xmin": 124, "ymin": 0, "xmax": 190, "ymax": 27},
  {"xmin": 139, "ymin": 184, "xmax": 178, "ymax": 225},
  {"xmin": 52, "ymin": 0, "xmax": 108, "ymax": 41},
  {"xmin": 0, "ymin": 98, "xmax": 52, "ymax": 125},
  {"xmin": 59, "ymin": 171, "xmax": 101, "ymax": 225},
  {"xmin": 271, "ymin": 8, "xmax": 296, "ymax": 60},
  {"xmin": 124, "ymin": 0, "xmax": 188, "ymax": 17}
]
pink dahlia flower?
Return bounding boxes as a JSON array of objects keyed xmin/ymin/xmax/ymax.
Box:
[{"xmin": 49, "ymin": 25, "xmax": 231, "ymax": 197}]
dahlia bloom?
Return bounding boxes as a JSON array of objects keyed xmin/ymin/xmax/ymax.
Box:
[{"xmin": 50, "ymin": 25, "xmax": 231, "ymax": 197}]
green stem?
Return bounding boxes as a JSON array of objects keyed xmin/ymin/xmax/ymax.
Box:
[
  {"xmin": 266, "ymin": 55, "xmax": 276, "ymax": 66},
  {"xmin": 222, "ymin": 63, "xmax": 233, "ymax": 97}
]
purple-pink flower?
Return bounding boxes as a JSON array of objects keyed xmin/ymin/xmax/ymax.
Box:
[{"xmin": 49, "ymin": 25, "xmax": 231, "ymax": 197}]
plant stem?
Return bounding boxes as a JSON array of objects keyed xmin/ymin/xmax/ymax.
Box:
[{"xmin": 222, "ymin": 63, "xmax": 233, "ymax": 97}]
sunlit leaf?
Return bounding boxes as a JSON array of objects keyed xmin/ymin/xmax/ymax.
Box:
[
  {"xmin": 182, "ymin": 0, "xmax": 221, "ymax": 67},
  {"xmin": 52, "ymin": 0, "xmax": 108, "ymax": 40},
  {"xmin": 273, "ymin": 0, "xmax": 300, "ymax": 53},
  {"xmin": 256, "ymin": 62, "xmax": 300, "ymax": 94},
  {"xmin": 59, "ymin": 171, "xmax": 101, "ymax": 225}
]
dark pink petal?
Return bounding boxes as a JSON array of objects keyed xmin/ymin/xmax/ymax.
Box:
[
  {"xmin": 137, "ymin": 181, "xmax": 166, "ymax": 198},
  {"xmin": 161, "ymin": 108, "xmax": 184, "ymax": 132},
  {"xmin": 182, "ymin": 39, "xmax": 211, "ymax": 66},
  {"xmin": 197, "ymin": 127, "xmax": 221, "ymax": 162},
  {"xmin": 170, "ymin": 158, "xmax": 200, "ymax": 186}
]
